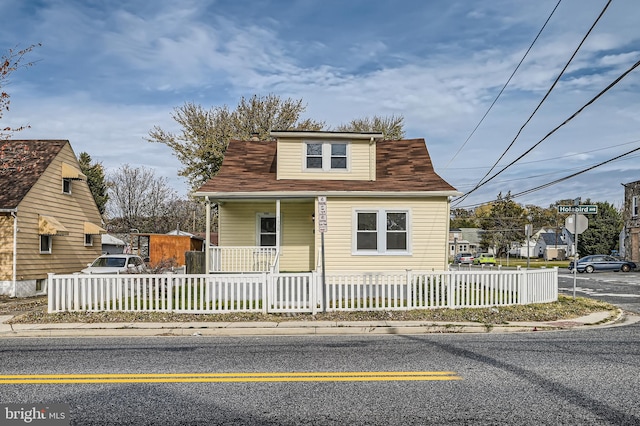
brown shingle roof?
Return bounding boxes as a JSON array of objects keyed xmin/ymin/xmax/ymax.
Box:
[
  {"xmin": 196, "ymin": 138, "xmax": 458, "ymax": 196},
  {"xmin": 0, "ymin": 140, "xmax": 67, "ymax": 209}
]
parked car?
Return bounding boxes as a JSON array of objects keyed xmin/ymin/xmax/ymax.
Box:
[
  {"xmin": 453, "ymin": 252, "xmax": 474, "ymax": 264},
  {"xmin": 473, "ymin": 253, "xmax": 496, "ymax": 265},
  {"xmin": 81, "ymin": 254, "xmax": 147, "ymax": 274},
  {"xmin": 568, "ymin": 255, "xmax": 636, "ymax": 273}
]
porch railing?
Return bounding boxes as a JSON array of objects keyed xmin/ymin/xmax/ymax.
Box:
[
  {"xmin": 210, "ymin": 246, "xmax": 277, "ymax": 273},
  {"xmin": 48, "ymin": 268, "xmax": 558, "ymax": 314}
]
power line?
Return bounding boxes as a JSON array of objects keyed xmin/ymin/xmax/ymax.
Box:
[
  {"xmin": 454, "ymin": 57, "xmax": 640, "ymax": 204},
  {"xmin": 444, "ymin": 138, "xmax": 640, "ymax": 170},
  {"xmin": 456, "ymin": 144, "xmax": 640, "ymax": 209},
  {"xmin": 442, "ymin": 0, "xmax": 563, "ymax": 171},
  {"xmin": 458, "ymin": 0, "xmax": 613, "ymax": 204}
]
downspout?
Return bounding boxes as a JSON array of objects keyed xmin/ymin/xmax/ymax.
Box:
[
  {"xmin": 205, "ymin": 196, "xmax": 211, "ymax": 274},
  {"xmin": 11, "ymin": 210, "xmax": 18, "ymax": 298}
]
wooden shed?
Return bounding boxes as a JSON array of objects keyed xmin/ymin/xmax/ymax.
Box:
[{"xmin": 130, "ymin": 233, "xmax": 204, "ymax": 267}]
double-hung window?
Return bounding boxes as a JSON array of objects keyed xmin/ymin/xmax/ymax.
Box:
[
  {"xmin": 633, "ymin": 196, "xmax": 639, "ymax": 217},
  {"xmin": 354, "ymin": 209, "xmax": 410, "ymax": 254},
  {"xmin": 305, "ymin": 142, "xmax": 348, "ymax": 171}
]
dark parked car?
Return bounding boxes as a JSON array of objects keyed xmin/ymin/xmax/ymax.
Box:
[
  {"xmin": 568, "ymin": 255, "xmax": 636, "ymax": 273},
  {"xmin": 453, "ymin": 252, "xmax": 474, "ymax": 264}
]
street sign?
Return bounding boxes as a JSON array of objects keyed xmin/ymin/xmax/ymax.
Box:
[
  {"xmin": 565, "ymin": 214, "xmax": 588, "ymax": 234},
  {"xmin": 317, "ymin": 196, "xmax": 328, "ymax": 233},
  {"xmin": 558, "ymin": 205, "xmax": 597, "ymax": 214}
]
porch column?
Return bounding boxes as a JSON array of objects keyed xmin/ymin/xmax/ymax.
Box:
[
  {"xmin": 205, "ymin": 196, "xmax": 211, "ymax": 273},
  {"xmin": 275, "ymin": 199, "xmax": 281, "ymax": 272}
]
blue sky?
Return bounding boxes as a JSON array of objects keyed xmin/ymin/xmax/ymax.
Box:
[{"xmin": 2, "ymin": 0, "xmax": 639, "ymax": 210}]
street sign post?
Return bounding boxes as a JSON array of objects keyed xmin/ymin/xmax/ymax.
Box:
[
  {"xmin": 559, "ymin": 201, "xmax": 597, "ymax": 299},
  {"xmin": 317, "ymin": 196, "xmax": 327, "ymax": 312}
]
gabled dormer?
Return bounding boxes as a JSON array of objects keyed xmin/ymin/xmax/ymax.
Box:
[{"xmin": 271, "ymin": 131, "xmax": 383, "ymax": 181}]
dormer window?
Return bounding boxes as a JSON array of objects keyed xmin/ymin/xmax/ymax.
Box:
[{"xmin": 305, "ymin": 142, "xmax": 348, "ymax": 171}]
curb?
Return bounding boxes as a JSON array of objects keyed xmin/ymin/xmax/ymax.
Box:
[{"xmin": 0, "ymin": 310, "xmax": 625, "ymax": 338}]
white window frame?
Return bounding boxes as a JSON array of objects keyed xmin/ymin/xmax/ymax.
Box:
[
  {"xmin": 256, "ymin": 213, "xmax": 277, "ymax": 247},
  {"xmin": 84, "ymin": 234, "xmax": 93, "ymax": 246},
  {"xmin": 352, "ymin": 208, "xmax": 411, "ymax": 255},
  {"xmin": 40, "ymin": 235, "xmax": 52, "ymax": 254},
  {"xmin": 304, "ymin": 141, "xmax": 350, "ymax": 172},
  {"xmin": 62, "ymin": 178, "xmax": 72, "ymax": 194},
  {"xmin": 633, "ymin": 195, "xmax": 639, "ymax": 217}
]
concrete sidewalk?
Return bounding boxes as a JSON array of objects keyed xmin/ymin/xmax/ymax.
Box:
[{"xmin": 0, "ymin": 310, "xmax": 625, "ymax": 338}]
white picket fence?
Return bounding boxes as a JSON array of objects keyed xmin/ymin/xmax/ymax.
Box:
[{"xmin": 47, "ymin": 268, "xmax": 558, "ymax": 314}]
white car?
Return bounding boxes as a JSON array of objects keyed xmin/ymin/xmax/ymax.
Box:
[{"xmin": 81, "ymin": 254, "xmax": 147, "ymax": 274}]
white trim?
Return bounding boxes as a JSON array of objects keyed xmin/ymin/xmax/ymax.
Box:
[
  {"xmin": 633, "ymin": 195, "xmax": 639, "ymax": 217},
  {"xmin": 256, "ymin": 213, "xmax": 277, "ymax": 247},
  {"xmin": 303, "ymin": 140, "xmax": 350, "ymax": 172},
  {"xmin": 84, "ymin": 234, "xmax": 93, "ymax": 246},
  {"xmin": 40, "ymin": 235, "xmax": 52, "ymax": 254},
  {"xmin": 351, "ymin": 208, "xmax": 412, "ymax": 255},
  {"xmin": 62, "ymin": 178, "xmax": 72, "ymax": 194}
]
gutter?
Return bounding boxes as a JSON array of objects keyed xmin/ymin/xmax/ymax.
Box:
[{"xmin": 193, "ymin": 190, "xmax": 463, "ymax": 200}]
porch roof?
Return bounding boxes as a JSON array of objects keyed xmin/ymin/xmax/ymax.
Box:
[{"xmin": 195, "ymin": 138, "xmax": 460, "ymax": 198}]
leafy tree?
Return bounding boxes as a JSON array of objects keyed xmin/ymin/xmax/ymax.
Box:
[
  {"xmin": 334, "ymin": 114, "xmax": 405, "ymax": 140},
  {"xmin": 477, "ymin": 192, "xmax": 527, "ymax": 256},
  {"xmin": 576, "ymin": 200, "xmax": 622, "ymax": 256},
  {"xmin": 147, "ymin": 94, "xmax": 324, "ymax": 191},
  {"xmin": 1, "ymin": 44, "xmax": 40, "ymax": 139},
  {"xmin": 450, "ymin": 207, "xmax": 478, "ymax": 229},
  {"xmin": 77, "ymin": 152, "xmax": 108, "ymax": 215}
]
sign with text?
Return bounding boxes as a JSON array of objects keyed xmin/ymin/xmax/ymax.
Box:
[
  {"xmin": 317, "ymin": 196, "xmax": 327, "ymax": 233},
  {"xmin": 557, "ymin": 205, "xmax": 597, "ymax": 214}
]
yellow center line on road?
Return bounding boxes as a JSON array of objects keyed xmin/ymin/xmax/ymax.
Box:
[{"xmin": 0, "ymin": 371, "xmax": 462, "ymax": 384}]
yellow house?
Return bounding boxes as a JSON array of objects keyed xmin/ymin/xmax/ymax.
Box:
[
  {"xmin": 0, "ymin": 140, "xmax": 105, "ymax": 297},
  {"xmin": 194, "ymin": 131, "xmax": 461, "ymax": 273}
]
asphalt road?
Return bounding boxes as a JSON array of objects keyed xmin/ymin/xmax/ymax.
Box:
[
  {"xmin": 1, "ymin": 321, "xmax": 640, "ymax": 425},
  {"xmin": 558, "ymin": 269, "xmax": 640, "ymax": 314}
]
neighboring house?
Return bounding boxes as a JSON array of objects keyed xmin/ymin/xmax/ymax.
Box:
[
  {"xmin": 622, "ymin": 180, "xmax": 640, "ymax": 263},
  {"xmin": 194, "ymin": 131, "xmax": 460, "ymax": 273},
  {"xmin": 449, "ymin": 228, "xmax": 483, "ymax": 257},
  {"xmin": 0, "ymin": 140, "xmax": 105, "ymax": 297},
  {"xmin": 534, "ymin": 232, "xmax": 568, "ymax": 260}
]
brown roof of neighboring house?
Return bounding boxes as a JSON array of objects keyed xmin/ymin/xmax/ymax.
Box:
[
  {"xmin": 0, "ymin": 140, "xmax": 68, "ymax": 209},
  {"xmin": 196, "ymin": 138, "xmax": 458, "ymax": 196}
]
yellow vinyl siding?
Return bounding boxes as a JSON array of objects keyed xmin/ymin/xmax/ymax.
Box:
[
  {"xmin": 277, "ymin": 137, "xmax": 373, "ymax": 180},
  {"xmin": 219, "ymin": 200, "xmax": 315, "ymax": 271},
  {"xmin": 0, "ymin": 215, "xmax": 13, "ymax": 280},
  {"xmin": 14, "ymin": 144, "xmax": 103, "ymax": 280},
  {"xmin": 316, "ymin": 197, "xmax": 450, "ymax": 272}
]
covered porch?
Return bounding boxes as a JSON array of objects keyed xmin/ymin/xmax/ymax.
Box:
[{"xmin": 204, "ymin": 197, "xmax": 317, "ymax": 273}]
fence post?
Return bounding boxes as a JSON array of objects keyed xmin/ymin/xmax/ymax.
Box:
[
  {"xmin": 519, "ymin": 267, "xmax": 528, "ymax": 305},
  {"xmin": 311, "ymin": 271, "xmax": 317, "ymax": 315},
  {"xmin": 406, "ymin": 270, "xmax": 412, "ymax": 310},
  {"xmin": 262, "ymin": 273, "xmax": 268, "ymax": 314},
  {"xmin": 73, "ymin": 274, "xmax": 80, "ymax": 311},
  {"xmin": 47, "ymin": 273, "xmax": 54, "ymax": 313},
  {"xmin": 447, "ymin": 271, "xmax": 454, "ymax": 309}
]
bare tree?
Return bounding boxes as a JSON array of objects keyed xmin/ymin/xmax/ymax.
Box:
[
  {"xmin": 1, "ymin": 44, "xmax": 40, "ymax": 139},
  {"xmin": 106, "ymin": 164, "xmax": 177, "ymax": 233}
]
